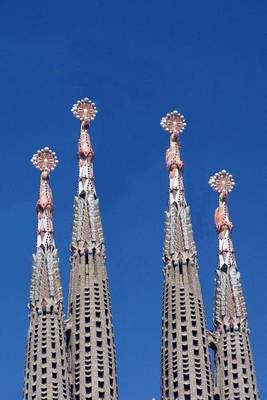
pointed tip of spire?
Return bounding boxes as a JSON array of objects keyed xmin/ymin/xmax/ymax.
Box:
[
  {"xmin": 160, "ymin": 110, "xmax": 186, "ymax": 135},
  {"xmin": 31, "ymin": 147, "xmax": 58, "ymax": 173},
  {"xmin": 209, "ymin": 170, "xmax": 235, "ymax": 195},
  {"xmin": 71, "ymin": 97, "xmax": 98, "ymax": 122}
]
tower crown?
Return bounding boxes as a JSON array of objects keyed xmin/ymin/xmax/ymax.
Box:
[
  {"xmin": 161, "ymin": 109, "xmax": 197, "ymax": 263},
  {"xmin": 70, "ymin": 97, "xmax": 105, "ymax": 257},
  {"xmin": 31, "ymin": 147, "xmax": 58, "ymax": 249},
  {"xmin": 209, "ymin": 170, "xmax": 235, "ymax": 233},
  {"xmin": 72, "ymin": 98, "xmax": 97, "ymax": 161},
  {"xmin": 209, "ymin": 170, "xmax": 247, "ymax": 330},
  {"xmin": 161, "ymin": 110, "xmax": 187, "ymax": 209}
]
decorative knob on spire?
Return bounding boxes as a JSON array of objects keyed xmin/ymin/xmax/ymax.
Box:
[
  {"xmin": 160, "ymin": 110, "xmax": 186, "ymax": 137},
  {"xmin": 71, "ymin": 97, "xmax": 98, "ymax": 123},
  {"xmin": 31, "ymin": 147, "xmax": 58, "ymax": 173},
  {"xmin": 209, "ymin": 170, "xmax": 235, "ymax": 198},
  {"xmin": 31, "ymin": 147, "xmax": 58, "ymax": 249}
]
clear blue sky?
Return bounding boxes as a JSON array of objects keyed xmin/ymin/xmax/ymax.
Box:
[{"xmin": 0, "ymin": 1, "xmax": 266, "ymax": 399}]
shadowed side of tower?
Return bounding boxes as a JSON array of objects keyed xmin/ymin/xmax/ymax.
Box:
[
  {"xmin": 23, "ymin": 148, "xmax": 70, "ymax": 400},
  {"xmin": 66, "ymin": 99, "xmax": 118, "ymax": 400},
  {"xmin": 209, "ymin": 170, "xmax": 259, "ymax": 400},
  {"xmin": 160, "ymin": 112, "xmax": 213, "ymax": 400}
]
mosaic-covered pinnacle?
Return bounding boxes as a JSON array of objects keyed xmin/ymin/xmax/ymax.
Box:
[
  {"xmin": 31, "ymin": 147, "xmax": 58, "ymax": 173},
  {"xmin": 71, "ymin": 97, "xmax": 98, "ymax": 122},
  {"xmin": 160, "ymin": 110, "xmax": 186, "ymax": 135},
  {"xmin": 209, "ymin": 170, "xmax": 235, "ymax": 196}
]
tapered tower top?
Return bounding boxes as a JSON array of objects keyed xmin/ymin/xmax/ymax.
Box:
[
  {"xmin": 209, "ymin": 170, "xmax": 235, "ymax": 233},
  {"xmin": 29, "ymin": 147, "xmax": 63, "ymax": 306},
  {"xmin": 70, "ymin": 97, "xmax": 106, "ymax": 257},
  {"xmin": 208, "ymin": 170, "xmax": 248, "ymax": 330},
  {"xmin": 71, "ymin": 97, "xmax": 97, "ymax": 163},
  {"xmin": 31, "ymin": 147, "xmax": 58, "ymax": 249},
  {"xmin": 160, "ymin": 110, "xmax": 187, "ymax": 209},
  {"xmin": 161, "ymin": 109, "xmax": 198, "ymax": 261}
]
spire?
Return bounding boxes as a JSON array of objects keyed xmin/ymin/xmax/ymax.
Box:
[
  {"xmin": 71, "ymin": 97, "xmax": 97, "ymax": 198},
  {"xmin": 161, "ymin": 111, "xmax": 196, "ymax": 266},
  {"xmin": 67, "ymin": 98, "xmax": 118, "ymax": 400},
  {"xmin": 23, "ymin": 148, "xmax": 70, "ymax": 400},
  {"xmin": 160, "ymin": 110, "xmax": 186, "ymax": 207},
  {"xmin": 31, "ymin": 147, "xmax": 58, "ymax": 249},
  {"xmin": 209, "ymin": 170, "xmax": 247, "ymax": 331},
  {"xmin": 160, "ymin": 111, "xmax": 213, "ymax": 400},
  {"xmin": 209, "ymin": 171, "xmax": 259, "ymax": 399},
  {"xmin": 70, "ymin": 98, "xmax": 105, "ymax": 257},
  {"xmin": 29, "ymin": 147, "xmax": 62, "ymax": 306}
]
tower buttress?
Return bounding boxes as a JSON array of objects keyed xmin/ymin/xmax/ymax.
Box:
[
  {"xmin": 160, "ymin": 111, "xmax": 213, "ymax": 400},
  {"xmin": 23, "ymin": 148, "xmax": 70, "ymax": 400},
  {"xmin": 66, "ymin": 98, "xmax": 118, "ymax": 400},
  {"xmin": 209, "ymin": 170, "xmax": 259, "ymax": 400}
]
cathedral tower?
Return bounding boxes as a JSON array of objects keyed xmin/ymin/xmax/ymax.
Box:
[
  {"xmin": 66, "ymin": 98, "xmax": 118, "ymax": 400},
  {"xmin": 209, "ymin": 170, "xmax": 259, "ymax": 400},
  {"xmin": 160, "ymin": 111, "xmax": 213, "ymax": 400},
  {"xmin": 23, "ymin": 148, "xmax": 70, "ymax": 400}
]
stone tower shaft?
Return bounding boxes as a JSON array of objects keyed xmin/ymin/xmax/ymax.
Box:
[
  {"xmin": 160, "ymin": 111, "xmax": 213, "ymax": 400},
  {"xmin": 209, "ymin": 170, "xmax": 259, "ymax": 400},
  {"xmin": 66, "ymin": 98, "xmax": 118, "ymax": 400},
  {"xmin": 23, "ymin": 148, "xmax": 70, "ymax": 400}
]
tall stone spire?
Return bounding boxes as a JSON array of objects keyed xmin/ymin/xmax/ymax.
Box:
[
  {"xmin": 66, "ymin": 98, "xmax": 118, "ymax": 400},
  {"xmin": 23, "ymin": 148, "xmax": 70, "ymax": 400},
  {"xmin": 209, "ymin": 170, "xmax": 259, "ymax": 400},
  {"xmin": 160, "ymin": 111, "xmax": 213, "ymax": 400}
]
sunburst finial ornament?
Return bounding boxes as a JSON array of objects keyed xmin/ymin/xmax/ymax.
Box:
[
  {"xmin": 71, "ymin": 97, "xmax": 98, "ymax": 122},
  {"xmin": 209, "ymin": 170, "xmax": 235, "ymax": 195},
  {"xmin": 160, "ymin": 110, "xmax": 186, "ymax": 135},
  {"xmin": 31, "ymin": 147, "xmax": 58, "ymax": 172}
]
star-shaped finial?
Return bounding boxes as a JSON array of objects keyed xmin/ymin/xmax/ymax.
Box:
[
  {"xmin": 31, "ymin": 147, "xmax": 58, "ymax": 172},
  {"xmin": 209, "ymin": 170, "xmax": 235, "ymax": 195},
  {"xmin": 71, "ymin": 97, "xmax": 97, "ymax": 122},
  {"xmin": 160, "ymin": 110, "xmax": 186, "ymax": 135}
]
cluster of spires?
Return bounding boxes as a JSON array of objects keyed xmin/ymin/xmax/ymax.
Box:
[{"xmin": 23, "ymin": 99, "xmax": 259, "ymax": 400}]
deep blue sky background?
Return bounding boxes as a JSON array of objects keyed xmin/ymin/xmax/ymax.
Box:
[{"xmin": 0, "ymin": 1, "xmax": 266, "ymax": 399}]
